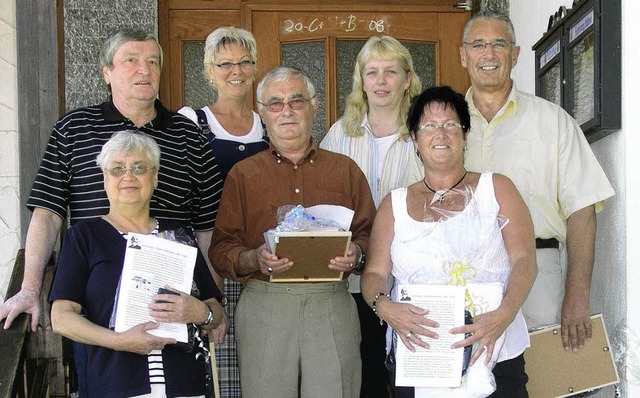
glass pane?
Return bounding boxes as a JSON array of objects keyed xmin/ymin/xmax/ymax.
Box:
[
  {"xmin": 570, "ymin": 31, "xmax": 595, "ymax": 125},
  {"xmin": 541, "ymin": 62, "xmax": 562, "ymax": 106},
  {"xmin": 183, "ymin": 42, "xmax": 216, "ymax": 110},
  {"xmin": 402, "ymin": 41, "xmax": 436, "ymax": 92},
  {"xmin": 282, "ymin": 42, "xmax": 326, "ymax": 144},
  {"xmin": 336, "ymin": 40, "xmax": 436, "ymax": 118},
  {"xmin": 336, "ymin": 41, "xmax": 365, "ymax": 119}
]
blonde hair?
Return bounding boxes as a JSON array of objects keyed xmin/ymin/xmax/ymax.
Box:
[
  {"xmin": 342, "ymin": 36, "xmax": 422, "ymax": 140},
  {"xmin": 203, "ymin": 26, "xmax": 258, "ymax": 92}
]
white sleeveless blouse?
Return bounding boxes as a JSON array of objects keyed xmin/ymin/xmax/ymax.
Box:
[{"xmin": 389, "ymin": 172, "xmax": 529, "ymax": 362}]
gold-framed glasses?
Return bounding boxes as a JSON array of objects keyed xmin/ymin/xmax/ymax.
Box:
[
  {"xmin": 257, "ymin": 96, "xmax": 316, "ymax": 113},
  {"xmin": 107, "ymin": 165, "xmax": 152, "ymax": 177},
  {"xmin": 463, "ymin": 40, "xmax": 514, "ymax": 53}
]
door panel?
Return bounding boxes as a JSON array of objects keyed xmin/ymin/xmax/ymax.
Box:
[
  {"xmin": 246, "ymin": 7, "xmax": 469, "ymax": 139},
  {"xmin": 166, "ymin": 10, "xmax": 241, "ymax": 108},
  {"xmin": 160, "ymin": 1, "xmax": 471, "ymax": 142}
]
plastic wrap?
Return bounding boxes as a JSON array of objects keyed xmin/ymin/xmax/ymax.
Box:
[
  {"xmin": 275, "ymin": 204, "xmax": 344, "ymax": 232},
  {"xmin": 610, "ymin": 317, "xmax": 640, "ymax": 396}
]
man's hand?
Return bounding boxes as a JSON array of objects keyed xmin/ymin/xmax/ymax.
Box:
[
  {"xmin": 0, "ymin": 288, "xmax": 41, "ymax": 331},
  {"xmin": 209, "ymin": 310, "xmax": 230, "ymax": 344},
  {"xmin": 561, "ymin": 292, "xmax": 592, "ymax": 352},
  {"xmin": 563, "ymin": 205, "xmax": 596, "ymax": 352},
  {"xmin": 328, "ymin": 242, "xmax": 359, "ymax": 273}
]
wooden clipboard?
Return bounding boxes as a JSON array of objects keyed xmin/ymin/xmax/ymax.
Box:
[
  {"xmin": 269, "ymin": 231, "xmax": 351, "ymax": 282},
  {"xmin": 524, "ymin": 314, "xmax": 619, "ymax": 397}
]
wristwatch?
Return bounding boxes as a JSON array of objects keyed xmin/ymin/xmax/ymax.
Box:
[
  {"xmin": 200, "ymin": 307, "xmax": 214, "ymax": 326},
  {"xmin": 353, "ymin": 243, "xmax": 366, "ymax": 272}
]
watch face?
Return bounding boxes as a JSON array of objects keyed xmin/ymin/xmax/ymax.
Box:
[{"xmin": 220, "ymin": 295, "xmax": 228, "ymax": 307}]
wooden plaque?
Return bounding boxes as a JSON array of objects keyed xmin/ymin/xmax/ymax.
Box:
[
  {"xmin": 269, "ymin": 231, "xmax": 351, "ymax": 282},
  {"xmin": 524, "ymin": 314, "xmax": 619, "ymax": 397}
]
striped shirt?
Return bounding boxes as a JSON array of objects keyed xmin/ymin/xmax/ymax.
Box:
[
  {"xmin": 321, "ymin": 115, "xmax": 425, "ymax": 293},
  {"xmin": 320, "ymin": 114, "xmax": 424, "ymax": 207},
  {"xmin": 27, "ymin": 99, "xmax": 222, "ymax": 230}
]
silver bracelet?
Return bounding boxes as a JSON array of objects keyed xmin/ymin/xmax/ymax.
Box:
[{"xmin": 372, "ymin": 292, "xmax": 390, "ymax": 326}]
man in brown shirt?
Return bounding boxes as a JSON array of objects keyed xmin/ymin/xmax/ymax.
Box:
[{"xmin": 210, "ymin": 66, "xmax": 376, "ymax": 398}]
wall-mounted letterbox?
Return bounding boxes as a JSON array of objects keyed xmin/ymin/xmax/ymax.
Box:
[{"xmin": 533, "ymin": 0, "xmax": 620, "ymax": 142}]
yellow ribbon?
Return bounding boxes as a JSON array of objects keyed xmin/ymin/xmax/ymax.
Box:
[{"xmin": 445, "ymin": 261, "xmax": 477, "ymax": 319}]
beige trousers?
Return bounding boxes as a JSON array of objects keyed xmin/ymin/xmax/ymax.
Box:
[{"xmin": 235, "ymin": 279, "xmax": 361, "ymax": 398}]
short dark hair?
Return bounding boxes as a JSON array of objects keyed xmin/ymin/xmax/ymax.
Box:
[{"xmin": 407, "ymin": 86, "xmax": 470, "ymax": 137}]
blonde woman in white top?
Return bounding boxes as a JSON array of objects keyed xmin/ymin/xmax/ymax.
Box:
[{"xmin": 320, "ymin": 35, "xmax": 423, "ymax": 398}]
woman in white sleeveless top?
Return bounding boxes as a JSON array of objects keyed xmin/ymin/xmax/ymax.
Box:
[{"xmin": 362, "ymin": 86, "xmax": 537, "ymax": 398}]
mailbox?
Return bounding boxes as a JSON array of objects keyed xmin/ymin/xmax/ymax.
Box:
[{"xmin": 533, "ymin": 0, "xmax": 620, "ymax": 142}]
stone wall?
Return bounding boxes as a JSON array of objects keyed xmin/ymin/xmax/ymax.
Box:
[
  {"xmin": 63, "ymin": 0, "xmax": 156, "ymax": 111},
  {"xmin": 481, "ymin": 0, "xmax": 508, "ymax": 13},
  {"xmin": 0, "ymin": 0, "xmax": 19, "ymax": 301}
]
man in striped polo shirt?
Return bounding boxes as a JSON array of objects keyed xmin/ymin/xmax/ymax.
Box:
[{"xmin": 0, "ymin": 27, "xmax": 227, "ymax": 379}]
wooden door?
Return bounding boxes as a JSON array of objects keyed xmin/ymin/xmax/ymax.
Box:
[{"xmin": 159, "ymin": 1, "xmax": 471, "ymax": 141}]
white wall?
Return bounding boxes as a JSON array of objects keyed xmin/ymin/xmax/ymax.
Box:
[
  {"xmin": 510, "ymin": 0, "xmax": 634, "ymax": 395},
  {"xmin": 621, "ymin": 0, "xmax": 640, "ymax": 395},
  {"xmin": 0, "ymin": 0, "xmax": 20, "ymax": 301}
]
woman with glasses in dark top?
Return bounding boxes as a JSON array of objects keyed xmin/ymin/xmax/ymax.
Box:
[
  {"xmin": 178, "ymin": 26, "xmax": 269, "ymax": 398},
  {"xmin": 50, "ymin": 131, "xmax": 224, "ymax": 397}
]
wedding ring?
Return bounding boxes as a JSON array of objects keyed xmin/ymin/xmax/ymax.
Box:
[
  {"xmin": 267, "ymin": 267, "xmax": 273, "ymax": 273},
  {"xmin": 349, "ymin": 263, "xmax": 354, "ymax": 268},
  {"xmin": 406, "ymin": 332, "xmax": 412, "ymax": 338}
]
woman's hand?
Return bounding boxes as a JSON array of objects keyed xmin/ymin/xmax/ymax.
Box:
[
  {"xmin": 208, "ymin": 310, "xmax": 230, "ymax": 343},
  {"xmin": 449, "ymin": 308, "xmax": 511, "ymax": 366},
  {"xmin": 149, "ymin": 286, "xmax": 209, "ymax": 325},
  {"xmin": 376, "ymin": 298, "xmax": 439, "ymax": 352},
  {"xmin": 115, "ymin": 321, "xmax": 176, "ymax": 355}
]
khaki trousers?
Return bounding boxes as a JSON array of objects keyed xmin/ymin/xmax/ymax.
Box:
[{"xmin": 235, "ymin": 279, "xmax": 362, "ymax": 398}]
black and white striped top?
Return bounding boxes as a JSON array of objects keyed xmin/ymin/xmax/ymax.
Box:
[{"xmin": 27, "ymin": 99, "xmax": 222, "ymax": 230}]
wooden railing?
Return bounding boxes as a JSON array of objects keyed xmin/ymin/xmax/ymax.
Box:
[
  {"xmin": 0, "ymin": 249, "xmax": 32, "ymax": 397},
  {"xmin": 0, "ymin": 250, "xmax": 64, "ymax": 397}
]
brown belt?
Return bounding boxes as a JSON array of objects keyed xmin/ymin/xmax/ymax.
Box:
[{"xmin": 535, "ymin": 238, "xmax": 559, "ymax": 249}]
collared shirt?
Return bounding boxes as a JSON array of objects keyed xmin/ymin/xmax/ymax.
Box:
[
  {"xmin": 27, "ymin": 99, "xmax": 222, "ymax": 231},
  {"xmin": 321, "ymin": 114, "xmax": 424, "ymax": 207},
  {"xmin": 464, "ymin": 84, "xmax": 614, "ymax": 242},
  {"xmin": 211, "ymin": 140, "xmax": 377, "ymax": 283}
]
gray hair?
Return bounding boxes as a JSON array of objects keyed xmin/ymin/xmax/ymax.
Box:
[
  {"xmin": 96, "ymin": 131, "xmax": 161, "ymax": 171},
  {"xmin": 99, "ymin": 28, "xmax": 163, "ymax": 71},
  {"xmin": 204, "ymin": 27, "xmax": 258, "ymax": 90},
  {"xmin": 462, "ymin": 10, "xmax": 517, "ymax": 44},
  {"xmin": 256, "ymin": 66, "xmax": 317, "ymax": 109}
]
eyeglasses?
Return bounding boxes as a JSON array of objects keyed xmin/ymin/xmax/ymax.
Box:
[
  {"xmin": 213, "ymin": 60, "xmax": 255, "ymax": 70},
  {"xmin": 257, "ymin": 96, "xmax": 315, "ymax": 113},
  {"xmin": 463, "ymin": 40, "xmax": 514, "ymax": 53},
  {"xmin": 418, "ymin": 122, "xmax": 464, "ymax": 133},
  {"xmin": 106, "ymin": 164, "xmax": 152, "ymax": 177}
]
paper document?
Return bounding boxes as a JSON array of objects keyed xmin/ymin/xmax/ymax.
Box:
[
  {"xmin": 113, "ymin": 233, "xmax": 197, "ymax": 343},
  {"xmin": 395, "ymin": 284, "xmax": 466, "ymax": 388},
  {"xmin": 304, "ymin": 204, "xmax": 354, "ymax": 231}
]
